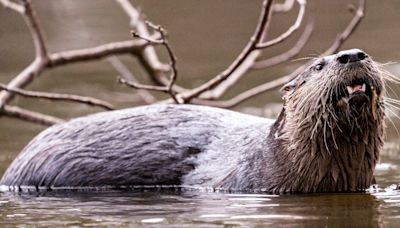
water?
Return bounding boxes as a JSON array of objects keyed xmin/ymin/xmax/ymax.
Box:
[
  {"xmin": 1, "ymin": 0, "xmax": 400, "ymax": 227},
  {"xmin": 0, "ymin": 189, "xmax": 399, "ymax": 227}
]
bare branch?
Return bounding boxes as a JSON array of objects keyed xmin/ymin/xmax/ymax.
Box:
[
  {"xmin": 107, "ymin": 56, "xmax": 157, "ymax": 104},
  {"xmin": 178, "ymin": 0, "xmax": 275, "ymax": 102},
  {"xmin": 257, "ymin": 0, "xmax": 306, "ymax": 49},
  {"xmin": 199, "ymin": 50, "xmax": 261, "ymax": 100},
  {"xmin": 252, "ymin": 20, "xmax": 314, "ymax": 70},
  {"xmin": 0, "ymin": 58, "xmax": 46, "ymax": 109},
  {"xmin": 2, "ymin": 105, "xmax": 64, "ymax": 126},
  {"xmin": 49, "ymin": 39, "xmax": 152, "ymax": 66},
  {"xmin": 272, "ymin": 0, "xmax": 296, "ymax": 12},
  {"xmin": 0, "ymin": 39, "xmax": 152, "ymax": 109},
  {"xmin": 21, "ymin": 0, "xmax": 48, "ymax": 59},
  {"xmin": 157, "ymin": 30, "xmax": 179, "ymax": 94},
  {"xmin": 131, "ymin": 32, "xmax": 163, "ymax": 44},
  {"xmin": 118, "ymin": 77, "xmax": 168, "ymax": 92},
  {"xmin": 191, "ymin": 66, "xmax": 305, "ymax": 108},
  {"xmin": 0, "ymin": 0, "xmax": 25, "ymax": 13},
  {"xmin": 135, "ymin": 53, "xmax": 188, "ymax": 93},
  {"xmin": 0, "ymin": 83, "xmax": 113, "ymax": 110}
]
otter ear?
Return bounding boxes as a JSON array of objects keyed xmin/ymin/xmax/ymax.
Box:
[{"xmin": 280, "ymin": 78, "xmax": 298, "ymax": 100}]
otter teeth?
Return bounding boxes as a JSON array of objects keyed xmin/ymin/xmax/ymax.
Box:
[
  {"xmin": 347, "ymin": 83, "xmax": 367, "ymax": 95},
  {"xmin": 362, "ymin": 83, "xmax": 366, "ymax": 92}
]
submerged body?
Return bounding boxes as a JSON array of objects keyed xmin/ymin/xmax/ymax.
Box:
[{"xmin": 0, "ymin": 49, "xmax": 386, "ymax": 193}]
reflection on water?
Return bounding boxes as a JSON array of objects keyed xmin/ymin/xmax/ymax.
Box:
[
  {"xmin": 0, "ymin": 190, "xmax": 391, "ymax": 227},
  {"xmin": 0, "ymin": 188, "xmax": 400, "ymax": 227},
  {"xmin": 1, "ymin": 0, "xmax": 400, "ymax": 227}
]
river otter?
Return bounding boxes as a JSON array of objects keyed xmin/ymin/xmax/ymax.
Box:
[{"xmin": 0, "ymin": 49, "xmax": 386, "ymax": 194}]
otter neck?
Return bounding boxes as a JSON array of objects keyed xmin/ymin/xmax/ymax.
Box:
[{"xmin": 267, "ymin": 105, "xmax": 384, "ymax": 193}]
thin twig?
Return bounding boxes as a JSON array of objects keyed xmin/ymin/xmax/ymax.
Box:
[
  {"xmin": 135, "ymin": 54, "xmax": 187, "ymax": 93},
  {"xmin": 118, "ymin": 77, "xmax": 169, "ymax": 92},
  {"xmin": 117, "ymin": 0, "xmax": 186, "ymax": 93},
  {"xmin": 252, "ymin": 20, "xmax": 314, "ymax": 69},
  {"xmin": 257, "ymin": 0, "xmax": 306, "ymax": 49},
  {"xmin": 115, "ymin": 0, "xmax": 172, "ymax": 86},
  {"xmin": 131, "ymin": 32, "xmax": 163, "ymax": 44},
  {"xmin": 2, "ymin": 105, "xmax": 64, "ymax": 126},
  {"xmin": 126, "ymin": 23, "xmax": 180, "ymax": 103},
  {"xmin": 21, "ymin": 0, "xmax": 48, "ymax": 60},
  {"xmin": 107, "ymin": 56, "xmax": 157, "ymax": 104},
  {"xmin": 0, "ymin": 83, "xmax": 113, "ymax": 110},
  {"xmin": 154, "ymin": 26, "xmax": 179, "ymax": 94}
]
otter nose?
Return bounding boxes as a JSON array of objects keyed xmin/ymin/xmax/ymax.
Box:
[{"xmin": 336, "ymin": 49, "xmax": 368, "ymax": 64}]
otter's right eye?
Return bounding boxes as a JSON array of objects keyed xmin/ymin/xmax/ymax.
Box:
[{"xmin": 315, "ymin": 63, "xmax": 324, "ymax": 71}]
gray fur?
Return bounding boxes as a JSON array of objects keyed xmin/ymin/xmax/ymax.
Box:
[{"xmin": 0, "ymin": 104, "xmax": 274, "ymax": 189}]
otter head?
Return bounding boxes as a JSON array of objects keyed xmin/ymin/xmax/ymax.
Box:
[
  {"xmin": 281, "ymin": 49, "xmax": 384, "ymax": 116},
  {"xmin": 272, "ymin": 49, "xmax": 385, "ymax": 193}
]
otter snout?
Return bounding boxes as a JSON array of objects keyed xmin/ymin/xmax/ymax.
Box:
[{"xmin": 336, "ymin": 49, "xmax": 368, "ymax": 64}]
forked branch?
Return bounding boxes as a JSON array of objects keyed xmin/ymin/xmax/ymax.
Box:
[
  {"xmin": 118, "ymin": 22, "xmax": 180, "ymax": 103},
  {"xmin": 252, "ymin": 21, "xmax": 314, "ymax": 70},
  {"xmin": 195, "ymin": 0, "xmax": 308, "ymax": 100},
  {"xmin": 107, "ymin": 56, "xmax": 157, "ymax": 104},
  {"xmin": 115, "ymin": 0, "xmax": 174, "ymax": 87},
  {"xmin": 257, "ymin": 0, "xmax": 306, "ymax": 49}
]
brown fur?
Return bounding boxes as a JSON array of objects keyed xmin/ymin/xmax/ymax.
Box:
[{"xmin": 261, "ymin": 53, "xmax": 385, "ymax": 193}]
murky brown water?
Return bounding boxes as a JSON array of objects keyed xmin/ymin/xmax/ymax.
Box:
[{"xmin": 1, "ymin": 0, "xmax": 400, "ymax": 227}]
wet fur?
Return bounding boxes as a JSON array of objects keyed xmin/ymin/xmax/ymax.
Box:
[
  {"xmin": 0, "ymin": 50, "xmax": 386, "ymax": 193},
  {"xmin": 0, "ymin": 105, "xmax": 274, "ymax": 189},
  {"xmin": 248, "ymin": 57, "xmax": 385, "ymax": 193}
]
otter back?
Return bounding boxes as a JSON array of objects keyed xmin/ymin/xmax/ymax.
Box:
[{"xmin": 0, "ymin": 104, "xmax": 273, "ymax": 189}]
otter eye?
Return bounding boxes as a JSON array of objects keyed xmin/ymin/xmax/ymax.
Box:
[{"xmin": 315, "ymin": 62, "xmax": 325, "ymax": 71}]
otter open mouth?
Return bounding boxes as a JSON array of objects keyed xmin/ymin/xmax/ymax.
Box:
[
  {"xmin": 346, "ymin": 83, "xmax": 367, "ymax": 95},
  {"xmin": 338, "ymin": 77, "xmax": 371, "ymax": 98},
  {"xmin": 341, "ymin": 80, "xmax": 372, "ymax": 108},
  {"xmin": 333, "ymin": 79, "xmax": 373, "ymax": 109}
]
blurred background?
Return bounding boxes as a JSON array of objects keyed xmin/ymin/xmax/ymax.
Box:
[{"xmin": 0, "ymin": 0, "xmax": 400, "ymax": 176}]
